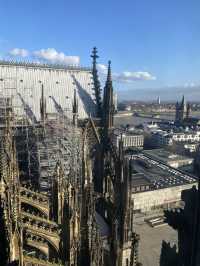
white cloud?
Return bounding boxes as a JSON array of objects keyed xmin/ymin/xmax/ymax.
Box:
[
  {"xmin": 114, "ymin": 71, "xmax": 156, "ymax": 82},
  {"xmin": 97, "ymin": 64, "xmax": 107, "ymax": 74},
  {"xmin": 8, "ymin": 47, "xmax": 80, "ymax": 65},
  {"xmin": 33, "ymin": 48, "xmax": 80, "ymax": 65},
  {"xmin": 9, "ymin": 48, "xmax": 29, "ymax": 57},
  {"xmin": 97, "ymin": 63, "xmax": 156, "ymax": 83},
  {"xmin": 184, "ymin": 82, "xmax": 195, "ymax": 88}
]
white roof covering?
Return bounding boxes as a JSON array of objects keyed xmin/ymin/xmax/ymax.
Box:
[{"xmin": 0, "ymin": 60, "xmax": 97, "ymax": 120}]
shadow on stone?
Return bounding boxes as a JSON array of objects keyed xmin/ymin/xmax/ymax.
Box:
[
  {"xmin": 161, "ymin": 185, "xmax": 198, "ymax": 266},
  {"xmin": 160, "ymin": 240, "xmax": 178, "ymax": 266}
]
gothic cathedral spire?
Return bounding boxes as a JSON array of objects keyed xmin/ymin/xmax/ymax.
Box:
[
  {"xmin": 91, "ymin": 47, "xmax": 102, "ymax": 117},
  {"xmin": 181, "ymin": 95, "xmax": 185, "ymax": 106},
  {"xmin": 103, "ymin": 60, "xmax": 114, "ymax": 134}
]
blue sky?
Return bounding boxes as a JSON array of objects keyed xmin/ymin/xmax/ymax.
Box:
[{"xmin": 0, "ymin": 0, "xmax": 200, "ymax": 101}]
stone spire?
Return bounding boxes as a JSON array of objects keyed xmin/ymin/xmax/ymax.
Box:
[
  {"xmin": 91, "ymin": 47, "xmax": 102, "ymax": 117},
  {"xmin": 103, "ymin": 60, "xmax": 114, "ymax": 133},
  {"xmin": 181, "ymin": 95, "xmax": 185, "ymax": 107},
  {"xmin": 182, "ymin": 95, "xmax": 187, "ymax": 119},
  {"xmin": 175, "ymin": 95, "xmax": 186, "ymax": 124},
  {"xmin": 186, "ymin": 102, "xmax": 191, "ymax": 119},
  {"xmin": 181, "ymin": 95, "xmax": 187, "ymax": 112}
]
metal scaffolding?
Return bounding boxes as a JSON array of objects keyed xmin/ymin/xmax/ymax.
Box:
[{"xmin": 0, "ymin": 78, "xmax": 82, "ymax": 194}]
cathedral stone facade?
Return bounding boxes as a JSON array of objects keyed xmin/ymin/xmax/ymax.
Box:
[{"xmin": 0, "ymin": 48, "xmax": 141, "ymax": 266}]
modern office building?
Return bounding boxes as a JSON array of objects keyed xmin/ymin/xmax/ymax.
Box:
[
  {"xmin": 130, "ymin": 153, "xmax": 197, "ymax": 215},
  {"xmin": 113, "ymin": 131, "xmax": 144, "ymax": 149},
  {"xmin": 151, "ymin": 129, "xmax": 200, "ymax": 147},
  {"xmin": 143, "ymin": 149, "xmax": 193, "ymax": 168}
]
